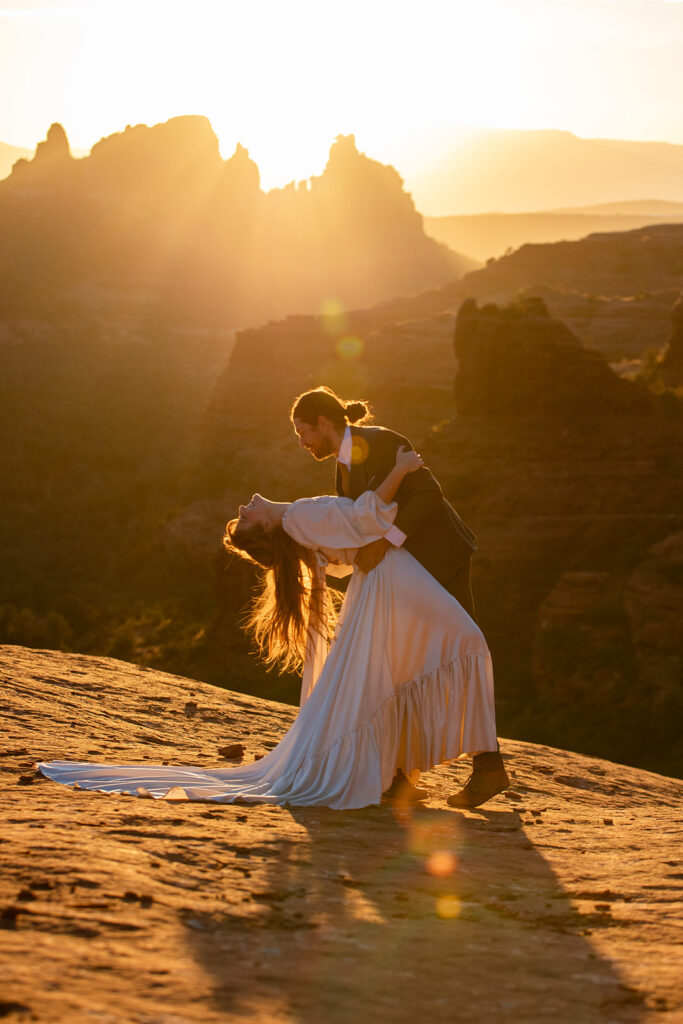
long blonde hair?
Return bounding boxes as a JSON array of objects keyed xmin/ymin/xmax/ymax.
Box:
[{"xmin": 223, "ymin": 519, "xmax": 337, "ymax": 674}]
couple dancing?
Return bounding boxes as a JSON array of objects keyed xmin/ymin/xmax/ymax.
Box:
[{"xmin": 39, "ymin": 387, "xmax": 509, "ymax": 810}]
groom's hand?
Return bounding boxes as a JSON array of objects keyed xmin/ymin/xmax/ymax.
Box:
[{"xmin": 354, "ymin": 537, "xmax": 391, "ymax": 573}]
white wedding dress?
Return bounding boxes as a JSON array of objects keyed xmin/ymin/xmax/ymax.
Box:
[{"xmin": 39, "ymin": 493, "xmax": 498, "ymax": 809}]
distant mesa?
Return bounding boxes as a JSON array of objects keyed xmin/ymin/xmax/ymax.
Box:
[
  {"xmin": 221, "ymin": 142, "xmax": 261, "ymax": 193},
  {"xmin": 86, "ymin": 114, "xmax": 222, "ymax": 193},
  {"xmin": 0, "ymin": 140, "xmax": 33, "ymax": 181},
  {"xmin": 410, "ymin": 128, "xmax": 683, "ymax": 216},
  {"xmin": 34, "ymin": 122, "xmax": 72, "ymax": 163},
  {"xmin": 458, "ymin": 223, "xmax": 683, "ymax": 300},
  {"xmin": 0, "ymin": 117, "xmax": 471, "ymax": 323},
  {"xmin": 453, "ymin": 296, "xmax": 651, "ymax": 418},
  {"xmin": 425, "ymin": 202, "xmax": 683, "ymax": 263},
  {"xmin": 319, "ymin": 133, "xmax": 417, "ymax": 224},
  {"xmin": 10, "ymin": 121, "xmax": 73, "ymax": 181},
  {"xmin": 438, "ymin": 224, "xmax": 683, "ymax": 368}
]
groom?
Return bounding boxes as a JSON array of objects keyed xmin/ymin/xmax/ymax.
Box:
[{"xmin": 290, "ymin": 385, "xmax": 510, "ymax": 809}]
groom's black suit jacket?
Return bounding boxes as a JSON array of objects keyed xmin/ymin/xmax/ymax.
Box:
[{"xmin": 335, "ymin": 424, "xmax": 477, "ymax": 616}]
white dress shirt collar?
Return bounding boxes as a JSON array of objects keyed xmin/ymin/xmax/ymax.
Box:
[{"xmin": 337, "ymin": 424, "xmax": 353, "ymax": 469}]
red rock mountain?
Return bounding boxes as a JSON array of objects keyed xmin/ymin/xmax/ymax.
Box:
[
  {"xmin": 458, "ymin": 223, "xmax": 683, "ymax": 300},
  {"xmin": 0, "ymin": 119, "xmax": 472, "ymax": 324}
]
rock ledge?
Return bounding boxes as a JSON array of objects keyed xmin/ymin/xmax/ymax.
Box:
[{"xmin": 1, "ymin": 645, "xmax": 681, "ymax": 1023}]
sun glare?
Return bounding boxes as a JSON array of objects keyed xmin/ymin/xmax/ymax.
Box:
[{"xmin": 2, "ymin": 0, "xmax": 683, "ymax": 191}]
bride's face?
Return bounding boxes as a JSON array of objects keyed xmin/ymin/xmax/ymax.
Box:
[{"xmin": 237, "ymin": 494, "xmax": 273, "ymax": 531}]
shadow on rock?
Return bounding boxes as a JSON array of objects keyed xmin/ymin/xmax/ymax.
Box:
[{"xmin": 181, "ymin": 803, "xmax": 647, "ymax": 1024}]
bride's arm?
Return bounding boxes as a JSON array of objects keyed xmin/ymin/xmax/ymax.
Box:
[{"xmin": 373, "ymin": 446, "xmax": 423, "ymax": 504}]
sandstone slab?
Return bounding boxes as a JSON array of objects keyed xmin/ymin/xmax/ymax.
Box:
[{"xmin": 1, "ymin": 645, "xmax": 682, "ymax": 1023}]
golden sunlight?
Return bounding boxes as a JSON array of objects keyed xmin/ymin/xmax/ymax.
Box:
[
  {"xmin": 321, "ymin": 298, "xmax": 348, "ymax": 336},
  {"xmin": 4, "ymin": 0, "xmax": 683, "ymax": 199}
]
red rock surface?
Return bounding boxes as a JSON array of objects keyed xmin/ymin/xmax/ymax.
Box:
[{"xmin": 1, "ymin": 645, "xmax": 682, "ymax": 1023}]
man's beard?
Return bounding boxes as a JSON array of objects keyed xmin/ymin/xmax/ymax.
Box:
[{"xmin": 309, "ymin": 438, "xmax": 336, "ymax": 460}]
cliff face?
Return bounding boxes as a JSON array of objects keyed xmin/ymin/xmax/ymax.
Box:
[
  {"xmin": 453, "ymin": 296, "xmax": 650, "ymax": 417},
  {"xmin": 430, "ymin": 222, "xmax": 683, "ymax": 368},
  {"xmin": 1, "ymin": 645, "xmax": 682, "ymax": 1023},
  {"xmin": 533, "ymin": 532, "xmax": 683, "ymax": 727},
  {"xmin": 0, "ymin": 121, "xmax": 470, "ymax": 324},
  {"xmin": 425, "ymin": 208, "xmax": 683, "ymax": 263},
  {"xmin": 458, "ymin": 224, "xmax": 683, "ymax": 300},
  {"xmin": 430, "ymin": 299, "xmax": 683, "ymax": 772},
  {"xmin": 471, "ymin": 286, "xmax": 680, "ymax": 365}
]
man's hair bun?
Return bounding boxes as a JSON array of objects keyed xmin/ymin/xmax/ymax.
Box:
[
  {"xmin": 344, "ymin": 400, "xmax": 372, "ymax": 424},
  {"xmin": 290, "ymin": 387, "xmax": 372, "ymax": 428}
]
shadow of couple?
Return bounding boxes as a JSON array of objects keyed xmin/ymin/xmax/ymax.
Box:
[{"xmin": 183, "ymin": 801, "xmax": 646, "ymax": 1023}]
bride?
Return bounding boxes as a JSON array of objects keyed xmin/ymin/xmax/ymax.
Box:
[{"xmin": 39, "ymin": 448, "xmax": 499, "ymax": 809}]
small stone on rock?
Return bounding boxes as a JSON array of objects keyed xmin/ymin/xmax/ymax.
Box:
[
  {"xmin": 218, "ymin": 743, "xmax": 245, "ymax": 759},
  {"xmin": 0, "ymin": 906, "xmax": 20, "ymax": 929}
]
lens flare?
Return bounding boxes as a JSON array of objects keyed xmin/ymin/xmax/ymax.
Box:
[
  {"xmin": 407, "ymin": 818, "xmax": 461, "ymax": 857},
  {"xmin": 436, "ymin": 894, "xmax": 461, "ymax": 919},
  {"xmin": 350, "ymin": 435, "xmax": 370, "ymax": 465},
  {"xmin": 321, "ymin": 297, "xmax": 344, "ymax": 319},
  {"xmin": 336, "ymin": 335, "xmax": 364, "ymax": 360},
  {"xmin": 321, "ymin": 298, "xmax": 347, "ymax": 335},
  {"xmin": 426, "ymin": 850, "xmax": 457, "ymax": 878}
]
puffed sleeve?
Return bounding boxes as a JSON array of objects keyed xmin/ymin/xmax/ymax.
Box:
[{"xmin": 282, "ymin": 492, "xmax": 397, "ymax": 552}]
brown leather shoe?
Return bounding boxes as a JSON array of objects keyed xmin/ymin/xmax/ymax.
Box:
[
  {"xmin": 382, "ymin": 769, "xmax": 429, "ymax": 805},
  {"xmin": 447, "ymin": 766, "xmax": 510, "ymax": 808}
]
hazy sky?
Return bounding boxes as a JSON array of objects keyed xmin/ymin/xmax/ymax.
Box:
[{"xmin": 2, "ymin": 0, "xmax": 683, "ymax": 189}]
